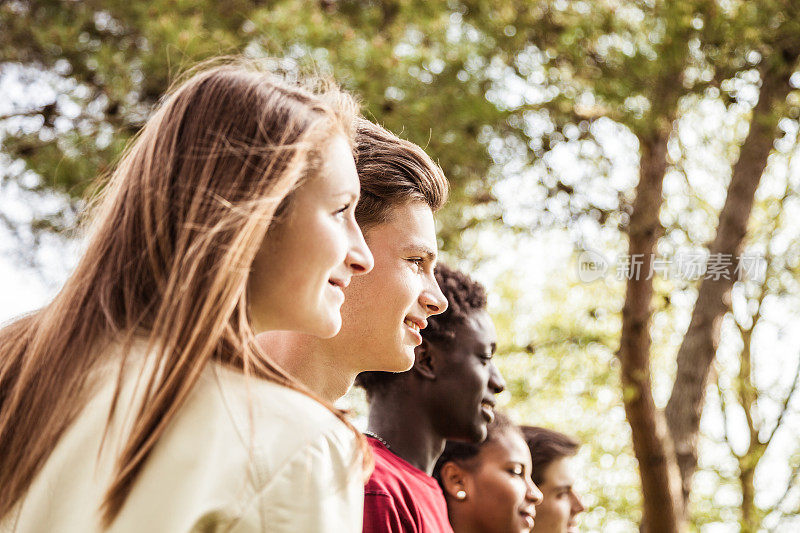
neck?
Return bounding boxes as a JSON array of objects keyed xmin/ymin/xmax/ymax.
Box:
[
  {"xmin": 366, "ymin": 391, "xmax": 445, "ymax": 475},
  {"xmin": 257, "ymin": 331, "xmax": 356, "ymax": 403},
  {"xmin": 446, "ymin": 507, "xmax": 478, "ymax": 533}
]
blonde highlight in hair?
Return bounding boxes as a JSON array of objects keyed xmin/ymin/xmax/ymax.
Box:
[{"xmin": 0, "ymin": 57, "xmax": 367, "ymax": 525}]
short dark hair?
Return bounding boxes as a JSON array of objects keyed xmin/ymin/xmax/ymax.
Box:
[
  {"xmin": 353, "ymin": 119, "xmax": 448, "ymax": 229},
  {"xmin": 520, "ymin": 426, "xmax": 580, "ymax": 486},
  {"xmin": 432, "ymin": 411, "xmax": 519, "ymax": 485},
  {"xmin": 355, "ymin": 263, "xmax": 488, "ymax": 395}
]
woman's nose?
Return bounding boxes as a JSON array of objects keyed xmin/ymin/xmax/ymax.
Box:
[
  {"xmin": 527, "ymin": 479, "xmax": 543, "ymax": 505},
  {"xmin": 346, "ymin": 226, "xmax": 374, "ymax": 275}
]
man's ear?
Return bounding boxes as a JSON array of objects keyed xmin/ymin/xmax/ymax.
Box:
[
  {"xmin": 439, "ymin": 461, "xmax": 470, "ymax": 501},
  {"xmin": 413, "ymin": 338, "xmax": 437, "ymax": 380}
]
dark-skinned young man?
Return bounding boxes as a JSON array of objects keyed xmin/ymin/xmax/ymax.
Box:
[{"xmin": 357, "ymin": 263, "xmax": 507, "ymax": 532}]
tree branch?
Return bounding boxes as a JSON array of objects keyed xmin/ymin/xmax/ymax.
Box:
[
  {"xmin": 664, "ymin": 50, "xmax": 799, "ymax": 511},
  {"xmin": 766, "ymin": 460, "xmax": 800, "ymax": 529},
  {"xmin": 714, "ymin": 365, "xmax": 740, "ymax": 459},
  {"xmin": 763, "ymin": 352, "xmax": 800, "ymax": 447},
  {"xmin": 0, "ymin": 105, "xmax": 54, "ymax": 123}
]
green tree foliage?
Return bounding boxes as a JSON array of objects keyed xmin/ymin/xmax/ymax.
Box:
[
  {"xmin": 4, "ymin": 1, "xmax": 800, "ymax": 530},
  {"xmin": 491, "ymin": 263, "xmax": 642, "ymax": 531},
  {"xmin": 1, "ymin": 0, "xmax": 513, "ymax": 242}
]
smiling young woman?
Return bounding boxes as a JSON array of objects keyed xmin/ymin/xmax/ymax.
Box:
[
  {"xmin": 0, "ymin": 58, "xmax": 373, "ymax": 532},
  {"xmin": 434, "ymin": 412, "xmax": 544, "ymax": 533}
]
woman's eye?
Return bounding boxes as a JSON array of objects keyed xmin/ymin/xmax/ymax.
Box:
[
  {"xmin": 509, "ymin": 465, "xmax": 524, "ymax": 476},
  {"xmin": 334, "ymin": 203, "xmax": 351, "ymax": 218},
  {"xmin": 478, "ymin": 353, "xmax": 493, "ymax": 364}
]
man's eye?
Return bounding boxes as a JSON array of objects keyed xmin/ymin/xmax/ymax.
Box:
[
  {"xmin": 408, "ymin": 257, "xmax": 424, "ymax": 266},
  {"xmin": 509, "ymin": 465, "xmax": 524, "ymax": 476}
]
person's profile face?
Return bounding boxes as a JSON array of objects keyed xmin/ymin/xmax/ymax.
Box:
[
  {"xmin": 337, "ymin": 201, "xmax": 448, "ymax": 372},
  {"xmin": 532, "ymin": 456, "xmax": 585, "ymax": 533},
  {"xmin": 459, "ymin": 431, "xmax": 542, "ymax": 533},
  {"xmin": 247, "ymin": 135, "xmax": 373, "ymax": 337},
  {"xmin": 430, "ymin": 310, "xmax": 506, "ymax": 442}
]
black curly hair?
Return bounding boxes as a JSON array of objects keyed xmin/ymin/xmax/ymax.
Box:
[{"xmin": 355, "ymin": 262, "xmax": 488, "ymax": 396}]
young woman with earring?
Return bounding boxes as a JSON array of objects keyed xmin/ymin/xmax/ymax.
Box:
[
  {"xmin": 434, "ymin": 412, "xmax": 544, "ymax": 533},
  {"xmin": 0, "ymin": 58, "xmax": 373, "ymax": 532}
]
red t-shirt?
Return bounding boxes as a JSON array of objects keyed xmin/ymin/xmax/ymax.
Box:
[{"xmin": 362, "ymin": 436, "xmax": 454, "ymax": 533}]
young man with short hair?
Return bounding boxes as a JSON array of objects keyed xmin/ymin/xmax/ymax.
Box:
[
  {"xmin": 521, "ymin": 427, "xmax": 586, "ymax": 533},
  {"xmin": 358, "ymin": 264, "xmax": 507, "ymax": 532},
  {"xmin": 257, "ymin": 118, "xmax": 449, "ymax": 402}
]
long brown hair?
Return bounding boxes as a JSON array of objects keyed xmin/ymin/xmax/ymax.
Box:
[{"xmin": 0, "ymin": 58, "xmax": 365, "ymax": 524}]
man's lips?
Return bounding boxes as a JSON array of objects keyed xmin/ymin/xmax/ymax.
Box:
[
  {"xmin": 403, "ymin": 316, "xmax": 428, "ymax": 344},
  {"xmin": 403, "ymin": 316, "xmax": 427, "ymax": 331},
  {"xmin": 403, "ymin": 318, "xmax": 424, "ymax": 345}
]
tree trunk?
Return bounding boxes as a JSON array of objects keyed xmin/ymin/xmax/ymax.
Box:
[
  {"xmin": 619, "ymin": 131, "xmax": 685, "ymax": 533},
  {"xmin": 664, "ymin": 53, "xmax": 799, "ymax": 515}
]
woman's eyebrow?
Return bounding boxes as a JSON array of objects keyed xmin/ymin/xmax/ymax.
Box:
[{"xmin": 332, "ymin": 190, "xmax": 359, "ymax": 200}]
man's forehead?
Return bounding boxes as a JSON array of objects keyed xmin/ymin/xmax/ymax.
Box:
[
  {"xmin": 464, "ymin": 311, "xmax": 496, "ymax": 341},
  {"xmin": 364, "ymin": 202, "xmax": 438, "ymax": 252},
  {"xmin": 446, "ymin": 312, "xmax": 496, "ymax": 356}
]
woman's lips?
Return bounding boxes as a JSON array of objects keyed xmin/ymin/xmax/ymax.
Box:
[
  {"xmin": 326, "ymin": 281, "xmax": 345, "ymax": 303},
  {"xmin": 519, "ymin": 509, "xmax": 534, "ymax": 529},
  {"xmin": 480, "ymin": 401, "xmax": 495, "ymax": 423}
]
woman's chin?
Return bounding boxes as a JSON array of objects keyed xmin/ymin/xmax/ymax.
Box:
[{"xmin": 309, "ymin": 313, "xmax": 342, "ymax": 339}]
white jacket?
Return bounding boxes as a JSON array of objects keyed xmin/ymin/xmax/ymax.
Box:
[{"xmin": 1, "ymin": 346, "xmax": 364, "ymax": 532}]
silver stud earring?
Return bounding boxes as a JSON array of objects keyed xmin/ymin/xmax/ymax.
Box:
[{"xmin": 456, "ymin": 490, "xmax": 467, "ymax": 500}]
